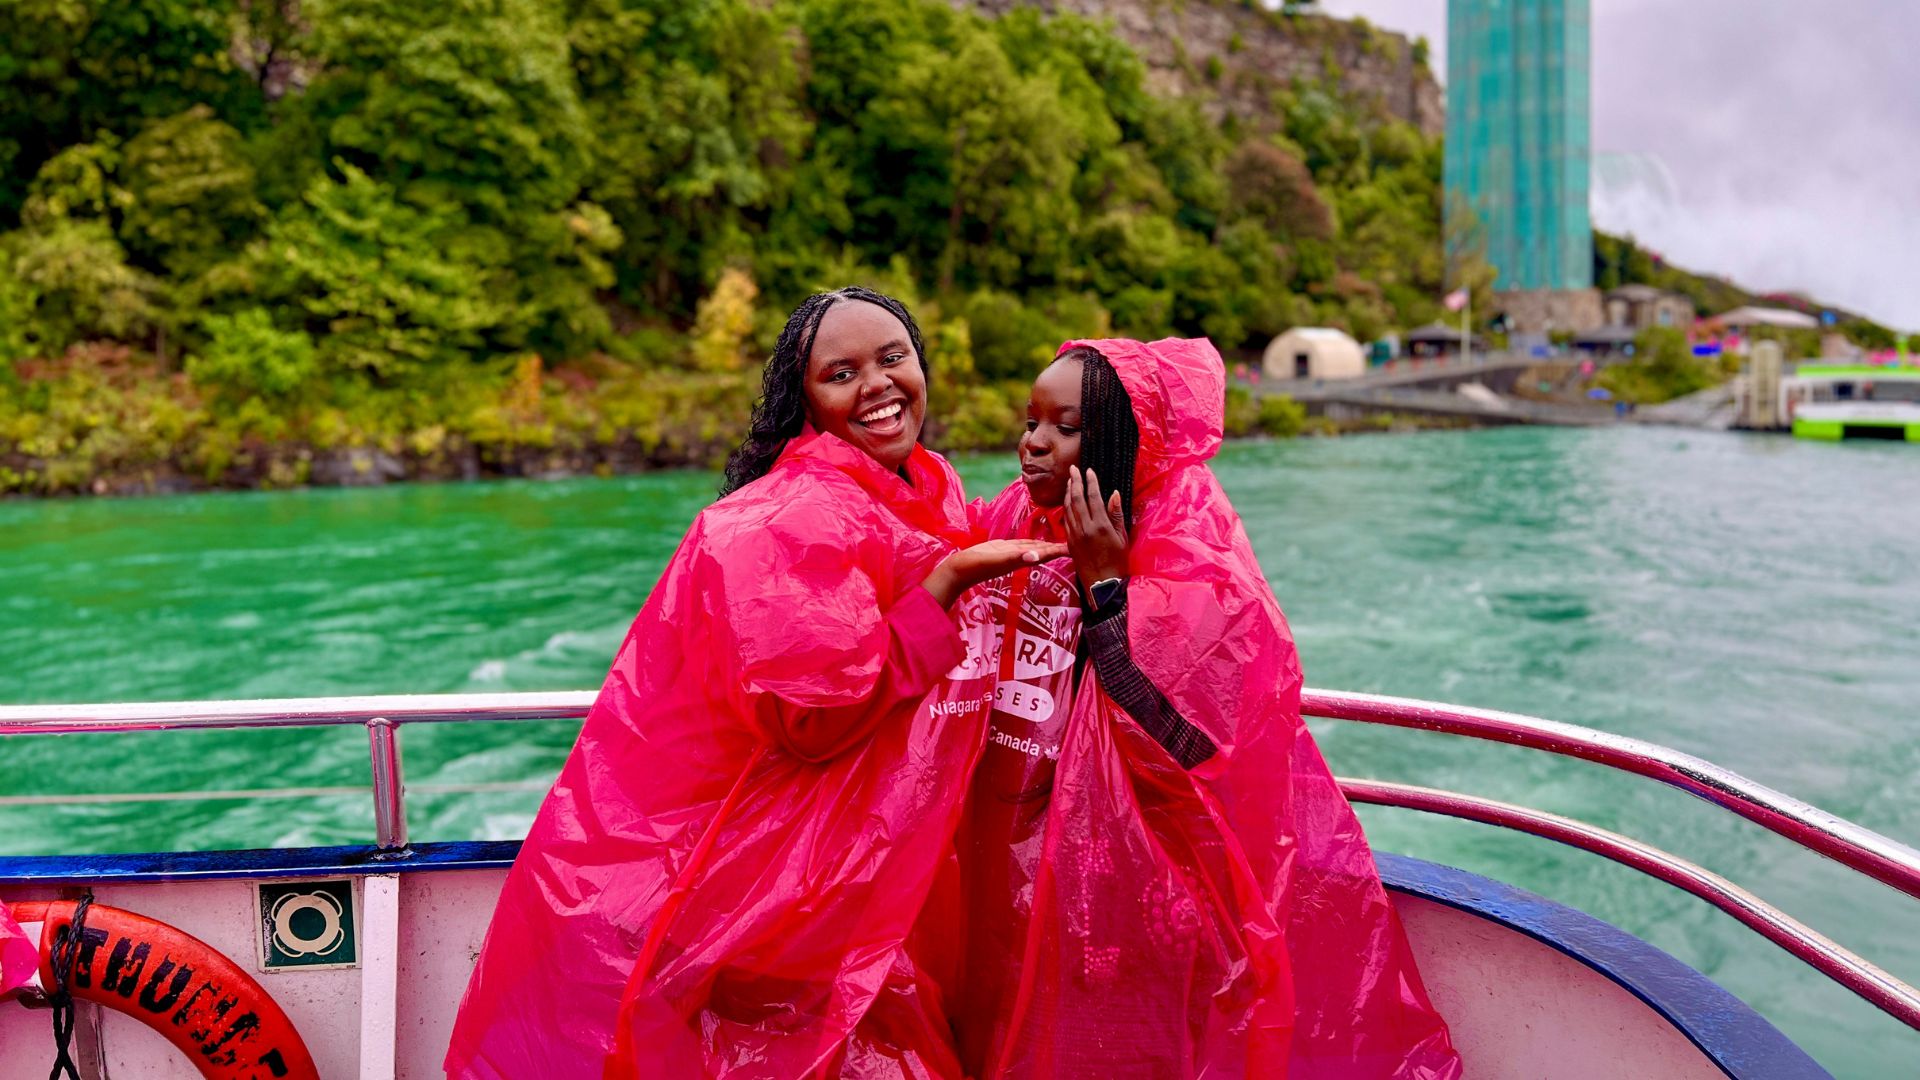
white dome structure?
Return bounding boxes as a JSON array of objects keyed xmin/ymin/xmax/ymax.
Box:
[{"xmin": 1262, "ymin": 327, "xmax": 1367, "ymax": 381}]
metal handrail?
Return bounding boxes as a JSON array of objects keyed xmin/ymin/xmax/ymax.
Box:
[
  {"xmin": 1340, "ymin": 778, "xmax": 1920, "ymax": 1032},
  {"xmin": 3, "ymin": 687, "xmax": 1917, "ymax": 893},
  {"xmin": 5, "ymin": 688, "xmax": 1920, "ymax": 1026},
  {"xmin": 1300, "ymin": 689, "xmax": 1920, "ymax": 902},
  {"xmin": 0, "ymin": 692, "xmax": 595, "ymax": 734},
  {"xmin": 0, "ymin": 692, "xmax": 597, "ymax": 850},
  {"xmin": 367, "ymin": 717, "xmax": 407, "ymax": 852}
]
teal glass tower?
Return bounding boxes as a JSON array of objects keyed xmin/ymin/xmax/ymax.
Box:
[{"xmin": 1445, "ymin": 0, "xmax": 1593, "ymax": 291}]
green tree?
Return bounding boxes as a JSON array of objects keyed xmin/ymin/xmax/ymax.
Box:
[
  {"xmin": 1443, "ymin": 192, "xmax": 1499, "ymax": 321},
  {"xmin": 187, "ymin": 308, "xmax": 319, "ymax": 398},
  {"xmin": 23, "ymin": 0, "xmax": 1877, "ymax": 494},
  {"xmin": 291, "ymin": 0, "xmax": 618, "ymax": 358},
  {"xmin": 1599, "ymin": 326, "xmax": 1720, "ymax": 404},
  {"xmin": 120, "ymin": 107, "xmax": 267, "ymax": 280},
  {"xmin": 251, "ymin": 164, "xmax": 510, "ymax": 382},
  {"xmin": 796, "ymin": 0, "xmax": 1090, "ymax": 294},
  {"xmin": 6, "ymin": 142, "xmax": 164, "ymax": 356},
  {"xmin": 1225, "ymin": 141, "xmax": 1333, "ymax": 241},
  {"xmin": 0, "ymin": 0, "xmax": 265, "ymax": 224},
  {"xmin": 689, "ymin": 268, "xmax": 761, "ymax": 372},
  {"xmin": 567, "ymin": 0, "xmax": 810, "ymax": 313}
]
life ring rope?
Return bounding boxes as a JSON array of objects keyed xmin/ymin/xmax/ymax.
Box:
[{"xmin": 7, "ymin": 899, "xmax": 321, "ymax": 1080}]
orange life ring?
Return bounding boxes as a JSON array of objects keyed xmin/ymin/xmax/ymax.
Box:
[{"xmin": 9, "ymin": 899, "xmax": 320, "ymax": 1080}]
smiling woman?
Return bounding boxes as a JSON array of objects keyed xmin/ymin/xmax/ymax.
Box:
[
  {"xmin": 720, "ymin": 285, "xmax": 933, "ymax": 496},
  {"xmin": 804, "ymin": 298, "xmax": 929, "ymax": 471},
  {"xmin": 445, "ymin": 286, "xmax": 1063, "ymax": 1077}
]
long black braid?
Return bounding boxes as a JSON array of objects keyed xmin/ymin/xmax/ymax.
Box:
[
  {"xmin": 1059, "ymin": 345, "xmax": 1139, "ymax": 530},
  {"xmin": 719, "ymin": 285, "xmax": 930, "ymax": 496}
]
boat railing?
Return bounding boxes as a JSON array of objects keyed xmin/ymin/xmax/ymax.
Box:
[
  {"xmin": 1297, "ymin": 690, "xmax": 1920, "ymax": 902},
  {"xmin": 2, "ymin": 688, "xmax": 1918, "ymax": 1029},
  {"xmin": 0, "ymin": 692, "xmax": 594, "ymax": 852}
]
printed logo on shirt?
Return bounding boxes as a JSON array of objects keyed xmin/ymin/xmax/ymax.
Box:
[
  {"xmin": 928, "ymin": 692, "xmax": 993, "ymax": 719},
  {"xmin": 992, "ymin": 679, "xmax": 1055, "ymax": 723},
  {"xmin": 1006, "ymin": 617, "xmax": 1075, "ymax": 680},
  {"xmin": 988, "ymin": 728, "xmax": 1060, "ymax": 760},
  {"xmin": 946, "ymin": 589, "xmax": 1006, "ymax": 682},
  {"xmin": 947, "ymin": 564, "xmax": 1079, "ymax": 684},
  {"xmin": 975, "ymin": 559, "xmax": 1080, "ymax": 767}
]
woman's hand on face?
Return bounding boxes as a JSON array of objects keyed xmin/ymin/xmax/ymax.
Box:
[
  {"xmin": 1065, "ymin": 465, "xmax": 1129, "ymax": 595},
  {"xmin": 922, "ymin": 539, "xmax": 1069, "ymax": 608}
]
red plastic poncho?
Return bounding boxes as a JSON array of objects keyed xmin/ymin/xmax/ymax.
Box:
[
  {"xmin": 447, "ymin": 429, "xmax": 997, "ymax": 1079},
  {"xmin": 0, "ymin": 906, "xmax": 33, "ymax": 998},
  {"xmin": 956, "ymin": 339, "xmax": 1460, "ymax": 1079},
  {"xmin": 945, "ymin": 529, "xmax": 1080, "ymax": 1074}
]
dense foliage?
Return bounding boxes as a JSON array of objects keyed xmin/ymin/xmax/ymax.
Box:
[
  {"xmin": 1596, "ymin": 326, "xmax": 1733, "ymax": 405},
  {"xmin": 0, "ymin": 0, "xmax": 1454, "ymax": 493},
  {"xmin": 1593, "ymin": 230, "xmax": 1896, "ymax": 354}
]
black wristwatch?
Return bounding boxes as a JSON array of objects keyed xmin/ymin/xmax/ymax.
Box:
[{"xmin": 1087, "ymin": 576, "xmax": 1126, "ymax": 613}]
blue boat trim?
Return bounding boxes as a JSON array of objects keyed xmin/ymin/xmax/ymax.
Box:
[
  {"xmin": 1377, "ymin": 851, "xmax": 1831, "ymax": 1080},
  {"xmin": 1, "ymin": 844, "xmax": 1830, "ymax": 1079},
  {"xmin": 0, "ymin": 841, "xmax": 520, "ymax": 883}
]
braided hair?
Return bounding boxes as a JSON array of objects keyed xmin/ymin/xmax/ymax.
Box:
[
  {"xmin": 719, "ymin": 286, "xmax": 929, "ymax": 496},
  {"xmin": 1058, "ymin": 345, "xmax": 1139, "ymax": 530}
]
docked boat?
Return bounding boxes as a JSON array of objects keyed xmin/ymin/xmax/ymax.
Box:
[
  {"xmin": 1791, "ymin": 401, "xmax": 1920, "ymax": 442},
  {"xmin": 2, "ymin": 690, "xmax": 1915, "ymax": 1078},
  {"xmin": 1785, "ymin": 363, "xmax": 1920, "ymax": 441}
]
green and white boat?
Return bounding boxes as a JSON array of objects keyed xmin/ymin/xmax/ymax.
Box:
[{"xmin": 1786, "ymin": 364, "xmax": 1920, "ymax": 441}]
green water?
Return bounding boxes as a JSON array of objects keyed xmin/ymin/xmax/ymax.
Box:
[{"xmin": 4, "ymin": 426, "xmax": 1918, "ymax": 1074}]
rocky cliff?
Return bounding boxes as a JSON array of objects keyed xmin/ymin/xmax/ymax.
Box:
[{"xmin": 956, "ymin": 0, "xmax": 1443, "ymax": 136}]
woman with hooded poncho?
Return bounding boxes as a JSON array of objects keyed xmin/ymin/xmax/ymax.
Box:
[
  {"xmin": 949, "ymin": 338, "xmax": 1460, "ymax": 1078},
  {"xmin": 445, "ymin": 288, "xmax": 1061, "ymax": 1079}
]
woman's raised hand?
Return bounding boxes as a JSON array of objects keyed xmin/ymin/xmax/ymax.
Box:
[
  {"xmin": 1064, "ymin": 466, "xmax": 1129, "ymax": 595},
  {"xmin": 922, "ymin": 539, "xmax": 1069, "ymax": 608}
]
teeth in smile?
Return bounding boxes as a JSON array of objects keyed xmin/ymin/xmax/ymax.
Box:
[{"xmin": 858, "ymin": 403, "xmax": 902, "ymax": 423}]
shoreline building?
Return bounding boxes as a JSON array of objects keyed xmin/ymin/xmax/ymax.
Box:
[{"xmin": 1446, "ymin": 0, "xmax": 1597, "ymax": 334}]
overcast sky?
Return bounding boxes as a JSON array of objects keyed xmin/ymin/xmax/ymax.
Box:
[{"xmin": 1317, "ymin": 0, "xmax": 1920, "ymax": 331}]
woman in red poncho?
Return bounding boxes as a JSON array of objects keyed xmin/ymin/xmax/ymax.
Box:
[
  {"xmin": 950, "ymin": 338, "xmax": 1460, "ymax": 1078},
  {"xmin": 446, "ymin": 287, "xmax": 1061, "ymax": 1079}
]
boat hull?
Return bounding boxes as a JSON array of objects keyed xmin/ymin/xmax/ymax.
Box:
[
  {"xmin": 1791, "ymin": 402, "xmax": 1920, "ymax": 441},
  {"xmin": 0, "ymin": 845, "xmax": 1826, "ymax": 1079}
]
